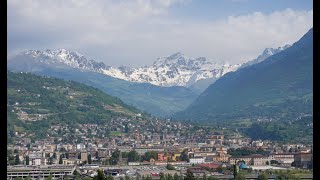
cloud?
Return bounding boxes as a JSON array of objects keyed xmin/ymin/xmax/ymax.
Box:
[{"xmin": 8, "ymin": 1, "xmax": 313, "ymax": 67}]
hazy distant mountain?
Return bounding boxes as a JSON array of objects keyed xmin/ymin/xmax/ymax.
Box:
[
  {"xmin": 7, "ymin": 53, "xmax": 198, "ymax": 117},
  {"xmin": 9, "ymin": 49, "xmax": 241, "ymax": 88},
  {"xmin": 102, "ymin": 52, "xmax": 242, "ymax": 88},
  {"xmin": 174, "ymin": 28, "xmax": 313, "ymax": 122},
  {"xmin": 239, "ymin": 44, "xmax": 291, "ymax": 69},
  {"xmin": 7, "ymin": 44, "xmax": 292, "ymax": 116}
]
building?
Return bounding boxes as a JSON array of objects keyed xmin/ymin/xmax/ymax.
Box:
[
  {"xmin": 252, "ymin": 155, "xmax": 270, "ymax": 166},
  {"xmin": 229, "ymin": 155, "xmax": 270, "ymax": 166},
  {"xmin": 7, "ymin": 165, "xmax": 76, "ymax": 179},
  {"xmin": 269, "ymin": 153, "xmax": 295, "ymax": 165},
  {"xmin": 81, "ymin": 152, "xmax": 88, "ymax": 162},
  {"xmin": 157, "ymin": 153, "xmax": 168, "ymax": 161},
  {"xmin": 30, "ymin": 158, "xmax": 42, "ymax": 166},
  {"xmin": 189, "ymin": 157, "xmax": 206, "ymax": 164},
  {"xmin": 294, "ymin": 153, "xmax": 313, "ymax": 169},
  {"xmin": 136, "ymin": 170, "xmax": 178, "ymax": 179},
  {"xmin": 63, "ymin": 158, "xmax": 82, "ymax": 165},
  {"xmin": 187, "ymin": 167, "xmax": 209, "ymax": 177},
  {"xmin": 134, "ymin": 147, "xmax": 164, "ymax": 155},
  {"xmin": 229, "ymin": 156, "xmax": 252, "ymax": 165},
  {"xmin": 211, "ymin": 147, "xmax": 230, "ymax": 162},
  {"xmin": 68, "ymin": 151, "xmax": 78, "ymax": 159}
]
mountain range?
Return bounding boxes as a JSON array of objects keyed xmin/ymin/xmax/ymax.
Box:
[
  {"xmin": 7, "ymin": 41, "xmax": 291, "ymax": 117},
  {"xmin": 174, "ymin": 28, "xmax": 313, "ymax": 122}
]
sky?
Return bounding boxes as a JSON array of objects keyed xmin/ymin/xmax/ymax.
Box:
[{"xmin": 8, "ymin": 0, "xmax": 313, "ymax": 67}]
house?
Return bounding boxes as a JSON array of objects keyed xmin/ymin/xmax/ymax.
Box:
[
  {"xmin": 157, "ymin": 153, "xmax": 168, "ymax": 161},
  {"xmin": 229, "ymin": 155, "xmax": 269, "ymax": 166},
  {"xmin": 294, "ymin": 153, "xmax": 312, "ymax": 169},
  {"xmin": 187, "ymin": 167, "xmax": 209, "ymax": 177},
  {"xmin": 197, "ymin": 163, "xmax": 222, "ymax": 171},
  {"xmin": 189, "ymin": 157, "xmax": 206, "ymax": 164},
  {"xmin": 63, "ymin": 158, "xmax": 82, "ymax": 165},
  {"xmin": 31, "ymin": 158, "xmax": 42, "ymax": 166},
  {"xmin": 269, "ymin": 153, "xmax": 295, "ymax": 165},
  {"xmin": 81, "ymin": 152, "xmax": 88, "ymax": 162},
  {"xmin": 134, "ymin": 147, "xmax": 164, "ymax": 155}
]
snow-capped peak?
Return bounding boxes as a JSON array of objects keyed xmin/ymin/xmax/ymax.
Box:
[
  {"xmin": 18, "ymin": 49, "xmax": 242, "ymax": 87},
  {"xmin": 239, "ymin": 44, "xmax": 291, "ymax": 69}
]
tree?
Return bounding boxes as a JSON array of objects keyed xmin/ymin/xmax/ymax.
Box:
[
  {"xmin": 167, "ymin": 164, "xmax": 176, "ymax": 170},
  {"xmin": 48, "ymin": 157, "xmax": 53, "ymax": 165},
  {"xmin": 180, "ymin": 150, "xmax": 189, "ymax": 162},
  {"xmin": 54, "ymin": 137, "xmax": 58, "ymax": 144},
  {"xmin": 202, "ymin": 174, "xmax": 207, "ymax": 180},
  {"xmin": 93, "ymin": 169, "xmax": 105, "ymax": 180},
  {"xmin": 174, "ymin": 173, "xmax": 180, "ymax": 180},
  {"xmin": 59, "ymin": 156, "xmax": 63, "ymax": 164},
  {"xmin": 160, "ymin": 173, "xmax": 165, "ymax": 180},
  {"xmin": 185, "ymin": 170, "xmax": 194, "ymax": 180},
  {"xmin": 96, "ymin": 151, "xmax": 99, "ymax": 159},
  {"xmin": 125, "ymin": 175, "xmax": 131, "ymax": 180},
  {"xmin": 25, "ymin": 156, "xmax": 29, "ymax": 165},
  {"xmin": 88, "ymin": 154, "xmax": 92, "ymax": 164},
  {"xmin": 105, "ymin": 175, "xmax": 114, "ymax": 180},
  {"xmin": 235, "ymin": 174, "xmax": 246, "ymax": 180},
  {"xmin": 128, "ymin": 150, "xmax": 140, "ymax": 162},
  {"xmin": 207, "ymin": 176, "xmax": 217, "ymax": 180},
  {"xmin": 74, "ymin": 175, "xmax": 82, "ymax": 180},
  {"xmin": 14, "ymin": 149, "xmax": 18, "ymax": 153},
  {"xmin": 142, "ymin": 151, "xmax": 158, "ymax": 161},
  {"xmin": 109, "ymin": 150, "xmax": 120, "ymax": 165},
  {"xmin": 46, "ymin": 175, "xmax": 53, "ymax": 180},
  {"xmin": 15, "ymin": 154, "xmax": 20, "ymax": 165},
  {"xmin": 257, "ymin": 173, "xmax": 269, "ymax": 180}
]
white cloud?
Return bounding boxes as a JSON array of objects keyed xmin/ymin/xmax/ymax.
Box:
[{"xmin": 8, "ymin": 1, "xmax": 313, "ymax": 67}]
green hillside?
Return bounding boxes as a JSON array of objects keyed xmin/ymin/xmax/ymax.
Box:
[
  {"xmin": 7, "ymin": 71, "xmax": 142, "ymax": 139},
  {"xmin": 175, "ymin": 28, "xmax": 313, "ymax": 122}
]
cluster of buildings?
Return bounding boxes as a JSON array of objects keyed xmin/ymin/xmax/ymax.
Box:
[{"xmin": 7, "ymin": 117, "xmax": 313, "ymax": 179}]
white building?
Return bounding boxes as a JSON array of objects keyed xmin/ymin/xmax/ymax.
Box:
[
  {"xmin": 76, "ymin": 144, "xmax": 86, "ymax": 150},
  {"xmin": 189, "ymin": 157, "xmax": 206, "ymax": 164},
  {"xmin": 31, "ymin": 158, "xmax": 41, "ymax": 166}
]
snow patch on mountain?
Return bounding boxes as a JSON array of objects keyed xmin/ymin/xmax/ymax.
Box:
[{"xmin": 15, "ymin": 45, "xmax": 290, "ymax": 88}]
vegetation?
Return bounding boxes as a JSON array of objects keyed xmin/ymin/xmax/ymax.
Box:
[
  {"xmin": 7, "ymin": 71, "xmax": 142, "ymax": 140},
  {"xmin": 142, "ymin": 151, "xmax": 158, "ymax": 161},
  {"xmin": 127, "ymin": 150, "xmax": 140, "ymax": 162},
  {"xmin": 166, "ymin": 164, "xmax": 176, "ymax": 170},
  {"xmin": 228, "ymin": 147, "xmax": 269, "ymax": 156},
  {"xmin": 257, "ymin": 173, "xmax": 269, "ymax": 180},
  {"xmin": 174, "ymin": 29, "xmax": 313, "ymax": 131},
  {"xmin": 244, "ymin": 116, "xmax": 313, "ymax": 144}
]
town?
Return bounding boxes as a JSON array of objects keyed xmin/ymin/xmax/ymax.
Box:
[{"xmin": 7, "ymin": 116, "xmax": 313, "ymax": 179}]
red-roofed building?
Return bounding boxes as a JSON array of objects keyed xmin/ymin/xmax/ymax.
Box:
[{"xmin": 197, "ymin": 163, "xmax": 221, "ymax": 170}]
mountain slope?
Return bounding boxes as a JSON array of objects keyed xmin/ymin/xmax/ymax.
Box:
[
  {"xmin": 174, "ymin": 28, "xmax": 313, "ymax": 122},
  {"xmin": 9, "ymin": 49, "xmax": 242, "ymax": 88},
  {"xmin": 102, "ymin": 52, "xmax": 242, "ymax": 87},
  {"xmin": 239, "ymin": 44, "xmax": 291, "ymax": 69},
  {"xmin": 7, "ymin": 71, "xmax": 141, "ymax": 138},
  {"xmin": 7, "ymin": 61, "xmax": 197, "ymax": 116}
]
